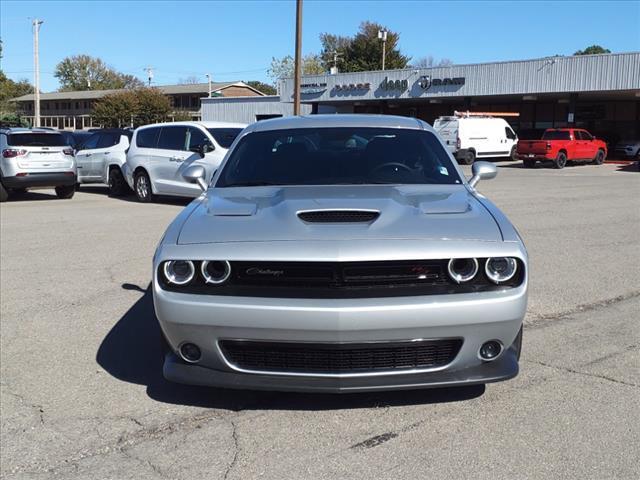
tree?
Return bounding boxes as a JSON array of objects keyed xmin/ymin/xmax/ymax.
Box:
[
  {"xmin": 411, "ymin": 56, "xmax": 454, "ymax": 68},
  {"xmin": 246, "ymin": 80, "xmax": 277, "ymax": 95},
  {"xmin": 54, "ymin": 55, "xmax": 144, "ymax": 91},
  {"xmin": 267, "ymin": 54, "xmax": 325, "ymax": 82},
  {"xmin": 319, "ymin": 21, "xmax": 410, "ymax": 73},
  {"xmin": 179, "ymin": 76, "xmax": 201, "ymax": 85},
  {"xmin": 92, "ymin": 88, "xmax": 171, "ymax": 128},
  {"xmin": 92, "ymin": 90, "xmax": 139, "ymax": 128},
  {"xmin": 135, "ymin": 88, "xmax": 171, "ymax": 126},
  {"xmin": 574, "ymin": 45, "xmax": 611, "ymax": 55}
]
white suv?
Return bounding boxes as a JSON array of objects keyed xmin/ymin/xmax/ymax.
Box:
[
  {"xmin": 124, "ymin": 121, "xmax": 246, "ymax": 202},
  {"xmin": 0, "ymin": 128, "xmax": 77, "ymax": 202},
  {"xmin": 75, "ymin": 129, "xmax": 132, "ymax": 196}
]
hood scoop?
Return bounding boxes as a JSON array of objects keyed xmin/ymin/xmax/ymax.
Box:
[{"xmin": 298, "ymin": 210, "xmax": 380, "ymax": 223}]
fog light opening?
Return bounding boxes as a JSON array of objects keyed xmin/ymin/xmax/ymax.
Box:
[
  {"xmin": 179, "ymin": 342, "xmax": 202, "ymax": 363},
  {"xmin": 479, "ymin": 340, "xmax": 503, "ymax": 361}
]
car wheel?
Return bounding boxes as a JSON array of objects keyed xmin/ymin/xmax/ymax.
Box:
[
  {"xmin": 108, "ymin": 168, "xmax": 129, "ymax": 197},
  {"xmin": 510, "ymin": 146, "xmax": 518, "ymax": 161},
  {"xmin": 459, "ymin": 150, "xmax": 475, "ymax": 165},
  {"xmin": 55, "ymin": 185, "xmax": 75, "ymax": 199},
  {"xmin": 0, "ymin": 181, "xmax": 8, "ymax": 202},
  {"xmin": 553, "ymin": 152, "xmax": 567, "ymax": 169},
  {"xmin": 592, "ymin": 149, "xmax": 605, "ymax": 165},
  {"xmin": 134, "ymin": 170, "xmax": 155, "ymax": 203},
  {"xmin": 523, "ymin": 159, "xmax": 536, "ymax": 169}
]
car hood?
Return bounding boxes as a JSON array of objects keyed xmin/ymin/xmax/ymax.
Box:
[{"xmin": 177, "ymin": 185, "xmax": 502, "ymax": 245}]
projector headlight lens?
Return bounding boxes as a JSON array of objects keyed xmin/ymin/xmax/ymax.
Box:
[
  {"xmin": 163, "ymin": 260, "xmax": 195, "ymax": 285},
  {"xmin": 201, "ymin": 260, "xmax": 231, "ymax": 285},
  {"xmin": 485, "ymin": 257, "xmax": 518, "ymax": 284},
  {"xmin": 447, "ymin": 258, "xmax": 479, "ymax": 283}
]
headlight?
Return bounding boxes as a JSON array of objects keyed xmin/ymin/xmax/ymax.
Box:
[
  {"xmin": 163, "ymin": 260, "xmax": 195, "ymax": 285},
  {"xmin": 485, "ymin": 257, "xmax": 518, "ymax": 283},
  {"xmin": 447, "ymin": 258, "xmax": 479, "ymax": 283},
  {"xmin": 201, "ymin": 260, "xmax": 231, "ymax": 284}
]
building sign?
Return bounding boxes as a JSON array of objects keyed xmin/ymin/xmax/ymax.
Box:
[
  {"xmin": 300, "ymin": 82, "xmax": 327, "ymax": 94},
  {"xmin": 380, "ymin": 77, "xmax": 408, "ymax": 91},
  {"xmin": 417, "ymin": 75, "xmax": 465, "ymax": 90},
  {"xmin": 333, "ymin": 82, "xmax": 371, "ymax": 92}
]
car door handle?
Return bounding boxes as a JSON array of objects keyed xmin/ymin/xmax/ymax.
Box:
[
  {"xmin": 170, "ymin": 157, "xmax": 184, "ymax": 163},
  {"xmin": 103, "ymin": 152, "xmax": 110, "ymax": 155}
]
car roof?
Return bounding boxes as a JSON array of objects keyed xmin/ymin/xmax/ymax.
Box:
[
  {"xmin": 245, "ymin": 114, "xmax": 428, "ymax": 134},
  {"xmin": 0, "ymin": 127, "xmax": 62, "ymax": 134},
  {"xmin": 136, "ymin": 121, "xmax": 247, "ymax": 130}
]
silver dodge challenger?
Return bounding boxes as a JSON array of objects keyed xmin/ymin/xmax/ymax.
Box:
[{"xmin": 153, "ymin": 114, "xmax": 528, "ymax": 393}]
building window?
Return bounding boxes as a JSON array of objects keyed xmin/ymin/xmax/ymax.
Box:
[
  {"xmin": 84, "ymin": 101, "xmax": 89, "ymax": 109},
  {"xmin": 75, "ymin": 102, "xmax": 80, "ymax": 109}
]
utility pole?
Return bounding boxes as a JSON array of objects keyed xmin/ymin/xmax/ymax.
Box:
[
  {"xmin": 205, "ymin": 73, "xmax": 212, "ymax": 97},
  {"xmin": 293, "ymin": 0, "xmax": 303, "ymax": 115},
  {"xmin": 145, "ymin": 66, "xmax": 154, "ymax": 86},
  {"xmin": 32, "ymin": 19, "xmax": 43, "ymax": 128},
  {"xmin": 378, "ymin": 30, "xmax": 388, "ymax": 71}
]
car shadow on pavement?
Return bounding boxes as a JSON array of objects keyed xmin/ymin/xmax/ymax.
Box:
[
  {"xmin": 3, "ymin": 190, "xmax": 60, "ymax": 202},
  {"xmin": 97, "ymin": 284, "xmax": 485, "ymax": 411}
]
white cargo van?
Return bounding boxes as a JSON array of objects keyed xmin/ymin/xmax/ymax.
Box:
[{"xmin": 433, "ymin": 112, "xmax": 518, "ymax": 164}]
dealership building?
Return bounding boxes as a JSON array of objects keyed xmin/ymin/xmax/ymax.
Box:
[{"xmin": 203, "ymin": 52, "xmax": 640, "ymax": 143}]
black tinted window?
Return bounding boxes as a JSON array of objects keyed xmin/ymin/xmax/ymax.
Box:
[
  {"xmin": 217, "ymin": 127, "xmax": 462, "ymax": 187},
  {"xmin": 7, "ymin": 133, "xmax": 66, "ymax": 147},
  {"xmin": 158, "ymin": 126, "xmax": 188, "ymax": 151},
  {"xmin": 97, "ymin": 133, "xmax": 120, "ymax": 148},
  {"xmin": 81, "ymin": 133, "xmax": 100, "ymax": 150},
  {"xmin": 505, "ymin": 127, "xmax": 516, "ymax": 140},
  {"xmin": 136, "ymin": 127, "xmax": 161, "ymax": 148},
  {"xmin": 187, "ymin": 127, "xmax": 211, "ymax": 150},
  {"xmin": 207, "ymin": 128, "xmax": 242, "ymax": 149},
  {"xmin": 580, "ymin": 131, "xmax": 592, "ymax": 141},
  {"xmin": 542, "ymin": 131, "xmax": 571, "ymax": 140}
]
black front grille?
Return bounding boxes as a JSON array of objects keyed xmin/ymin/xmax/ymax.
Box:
[
  {"xmin": 298, "ymin": 210, "xmax": 379, "ymax": 223},
  {"xmin": 158, "ymin": 259, "xmax": 525, "ymax": 298},
  {"xmin": 219, "ymin": 339, "xmax": 462, "ymax": 374}
]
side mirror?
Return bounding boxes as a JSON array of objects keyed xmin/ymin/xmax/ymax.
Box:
[
  {"xmin": 182, "ymin": 164, "xmax": 208, "ymax": 191},
  {"xmin": 469, "ymin": 161, "xmax": 497, "ymax": 188}
]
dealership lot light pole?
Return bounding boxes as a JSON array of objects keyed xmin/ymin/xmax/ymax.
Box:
[
  {"xmin": 32, "ymin": 18, "xmax": 43, "ymax": 128},
  {"xmin": 378, "ymin": 30, "xmax": 387, "ymax": 71},
  {"xmin": 293, "ymin": 0, "xmax": 302, "ymax": 115}
]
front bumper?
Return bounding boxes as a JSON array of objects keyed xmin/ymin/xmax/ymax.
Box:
[
  {"xmin": 2, "ymin": 172, "xmax": 77, "ymax": 188},
  {"xmin": 154, "ymin": 279, "xmax": 527, "ymax": 392}
]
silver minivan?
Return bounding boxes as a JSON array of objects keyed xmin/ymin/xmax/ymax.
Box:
[
  {"xmin": 0, "ymin": 128, "xmax": 77, "ymax": 202},
  {"xmin": 123, "ymin": 121, "xmax": 246, "ymax": 202}
]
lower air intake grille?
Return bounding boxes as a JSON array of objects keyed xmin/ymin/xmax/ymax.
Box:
[
  {"xmin": 219, "ymin": 339, "xmax": 462, "ymax": 374},
  {"xmin": 298, "ymin": 210, "xmax": 379, "ymax": 223}
]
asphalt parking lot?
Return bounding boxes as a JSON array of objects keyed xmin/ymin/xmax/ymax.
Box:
[{"xmin": 1, "ymin": 160, "xmax": 639, "ymax": 479}]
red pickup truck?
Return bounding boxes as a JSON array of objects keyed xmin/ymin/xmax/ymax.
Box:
[{"xmin": 517, "ymin": 128, "xmax": 607, "ymax": 169}]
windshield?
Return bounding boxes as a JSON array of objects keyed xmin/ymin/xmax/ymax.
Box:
[
  {"xmin": 216, "ymin": 127, "xmax": 462, "ymax": 187},
  {"xmin": 542, "ymin": 130, "xmax": 571, "ymax": 140},
  {"xmin": 207, "ymin": 128, "xmax": 243, "ymax": 149},
  {"xmin": 7, "ymin": 133, "xmax": 67, "ymax": 147}
]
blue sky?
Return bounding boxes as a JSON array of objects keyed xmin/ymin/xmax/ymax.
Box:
[{"xmin": 1, "ymin": 0, "xmax": 639, "ymax": 92}]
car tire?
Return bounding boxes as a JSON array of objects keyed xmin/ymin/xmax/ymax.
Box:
[
  {"xmin": 510, "ymin": 146, "xmax": 518, "ymax": 161},
  {"xmin": 134, "ymin": 170, "xmax": 155, "ymax": 203},
  {"xmin": 523, "ymin": 159, "xmax": 536, "ymax": 169},
  {"xmin": 108, "ymin": 167, "xmax": 129, "ymax": 197},
  {"xmin": 459, "ymin": 150, "xmax": 475, "ymax": 165},
  {"xmin": 55, "ymin": 185, "xmax": 75, "ymax": 199},
  {"xmin": 592, "ymin": 149, "xmax": 605, "ymax": 165},
  {"xmin": 553, "ymin": 152, "xmax": 567, "ymax": 169},
  {"xmin": 0, "ymin": 181, "xmax": 8, "ymax": 202}
]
